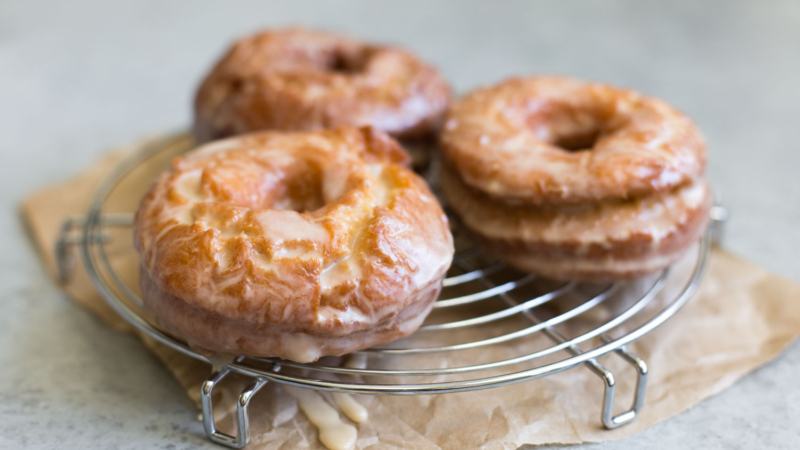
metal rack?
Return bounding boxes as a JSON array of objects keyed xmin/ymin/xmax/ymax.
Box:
[{"xmin": 56, "ymin": 133, "xmax": 728, "ymax": 448}]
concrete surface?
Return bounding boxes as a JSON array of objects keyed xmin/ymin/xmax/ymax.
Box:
[{"xmin": 1, "ymin": 0, "xmax": 799, "ymax": 448}]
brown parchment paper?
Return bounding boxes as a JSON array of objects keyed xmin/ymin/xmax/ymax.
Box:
[{"xmin": 20, "ymin": 136, "xmax": 800, "ymax": 450}]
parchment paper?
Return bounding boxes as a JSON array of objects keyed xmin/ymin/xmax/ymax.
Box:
[{"xmin": 20, "ymin": 136, "xmax": 800, "ymax": 449}]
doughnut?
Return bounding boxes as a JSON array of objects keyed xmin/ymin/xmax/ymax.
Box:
[
  {"xmin": 440, "ymin": 76, "xmax": 706, "ymax": 205},
  {"xmin": 440, "ymin": 76, "xmax": 710, "ymax": 281},
  {"xmin": 193, "ymin": 27, "xmax": 451, "ymax": 169},
  {"xmin": 440, "ymin": 165, "xmax": 712, "ymax": 281},
  {"xmin": 133, "ymin": 126, "xmax": 454, "ymax": 362}
]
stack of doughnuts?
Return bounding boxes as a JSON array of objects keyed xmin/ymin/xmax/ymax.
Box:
[
  {"xmin": 133, "ymin": 28, "xmax": 713, "ymax": 363},
  {"xmin": 134, "ymin": 127, "xmax": 453, "ymax": 362},
  {"xmin": 440, "ymin": 76, "xmax": 711, "ymax": 281}
]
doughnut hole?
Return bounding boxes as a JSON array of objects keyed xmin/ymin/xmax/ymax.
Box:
[
  {"xmin": 528, "ymin": 99, "xmax": 623, "ymax": 153},
  {"xmin": 269, "ymin": 162, "xmax": 327, "ymax": 212},
  {"xmin": 193, "ymin": 152, "xmax": 365, "ymax": 215},
  {"xmin": 551, "ymin": 126, "xmax": 602, "ymax": 152},
  {"xmin": 327, "ymin": 47, "xmax": 374, "ymax": 74}
]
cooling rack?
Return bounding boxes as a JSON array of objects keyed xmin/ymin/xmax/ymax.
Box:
[{"xmin": 56, "ymin": 133, "xmax": 728, "ymax": 448}]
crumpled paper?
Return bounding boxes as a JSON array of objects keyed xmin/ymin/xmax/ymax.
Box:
[{"xmin": 20, "ymin": 135, "xmax": 800, "ymax": 449}]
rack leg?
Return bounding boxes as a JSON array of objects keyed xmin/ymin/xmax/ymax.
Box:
[
  {"xmin": 201, "ymin": 367, "xmax": 268, "ymax": 448},
  {"xmin": 543, "ymin": 326, "xmax": 648, "ymax": 429},
  {"xmin": 452, "ymin": 255, "xmax": 651, "ymax": 430},
  {"xmin": 593, "ymin": 337, "xmax": 648, "ymax": 429}
]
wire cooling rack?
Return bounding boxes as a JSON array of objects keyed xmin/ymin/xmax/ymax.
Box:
[{"xmin": 56, "ymin": 133, "xmax": 728, "ymax": 448}]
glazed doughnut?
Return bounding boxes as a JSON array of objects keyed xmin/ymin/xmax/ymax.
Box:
[
  {"xmin": 193, "ymin": 28, "xmax": 450, "ymax": 146},
  {"xmin": 134, "ymin": 127, "xmax": 454, "ymax": 362},
  {"xmin": 440, "ymin": 76, "xmax": 710, "ymax": 281},
  {"xmin": 440, "ymin": 76, "xmax": 706, "ymax": 205},
  {"xmin": 441, "ymin": 165, "xmax": 712, "ymax": 281}
]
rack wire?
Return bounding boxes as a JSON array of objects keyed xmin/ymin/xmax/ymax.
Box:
[{"xmin": 56, "ymin": 133, "xmax": 728, "ymax": 448}]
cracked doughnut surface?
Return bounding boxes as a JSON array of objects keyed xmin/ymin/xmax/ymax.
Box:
[
  {"xmin": 193, "ymin": 28, "xmax": 451, "ymax": 144},
  {"xmin": 440, "ymin": 76, "xmax": 706, "ymax": 205},
  {"xmin": 134, "ymin": 127, "xmax": 454, "ymax": 362}
]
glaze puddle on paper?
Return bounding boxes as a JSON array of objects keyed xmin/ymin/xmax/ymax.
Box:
[{"xmin": 284, "ymin": 354, "xmax": 369, "ymax": 450}]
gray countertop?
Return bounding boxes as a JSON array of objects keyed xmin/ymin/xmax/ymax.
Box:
[{"xmin": 2, "ymin": 1, "xmax": 799, "ymax": 449}]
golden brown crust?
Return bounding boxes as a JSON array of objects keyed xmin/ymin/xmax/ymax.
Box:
[
  {"xmin": 440, "ymin": 76, "xmax": 706, "ymax": 205},
  {"xmin": 441, "ymin": 164, "xmax": 711, "ymax": 282},
  {"xmin": 194, "ymin": 28, "xmax": 451, "ymax": 143},
  {"xmin": 134, "ymin": 127, "xmax": 454, "ymax": 362}
]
